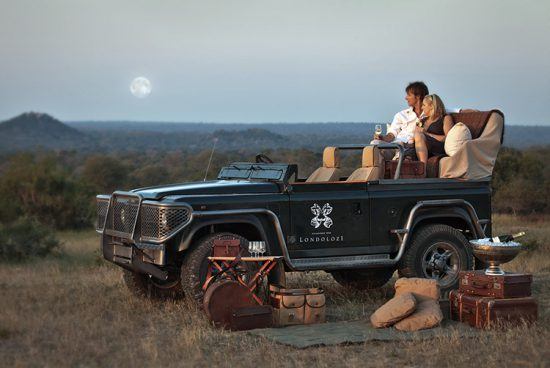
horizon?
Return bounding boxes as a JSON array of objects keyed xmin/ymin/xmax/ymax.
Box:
[{"xmin": 1, "ymin": 1, "xmax": 549, "ymax": 126}]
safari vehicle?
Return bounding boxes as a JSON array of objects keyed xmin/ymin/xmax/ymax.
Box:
[{"xmin": 95, "ymin": 110, "xmax": 504, "ymax": 299}]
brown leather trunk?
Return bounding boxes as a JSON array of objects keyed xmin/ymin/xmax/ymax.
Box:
[
  {"xmin": 269, "ymin": 285, "xmax": 326, "ymax": 326},
  {"xmin": 459, "ymin": 271, "xmax": 532, "ymax": 298},
  {"xmin": 212, "ymin": 239, "xmax": 241, "ymax": 257},
  {"xmin": 384, "ymin": 160, "xmax": 426, "ymax": 179},
  {"xmin": 449, "ymin": 290, "xmax": 538, "ymax": 329},
  {"xmin": 230, "ymin": 305, "xmax": 274, "ymax": 331}
]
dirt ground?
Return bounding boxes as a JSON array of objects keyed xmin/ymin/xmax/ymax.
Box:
[{"xmin": 1, "ymin": 215, "xmax": 549, "ymax": 367}]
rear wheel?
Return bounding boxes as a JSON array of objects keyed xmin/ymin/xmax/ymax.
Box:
[
  {"xmin": 331, "ymin": 268, "xmax": 395, "ymax": 290},
  {"xmin": 398, "ymin": 224, "xmax": 474, "ymax": 294},
  {"xmin": 180, "ymin": 232, "xmax": 253, "ymax": 303},
  {"xmin": 122, "ymin": 269, "xmax": 184, "ymax": 300}
]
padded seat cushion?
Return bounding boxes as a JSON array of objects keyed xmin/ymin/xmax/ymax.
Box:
[
  {"xmin": 393, "ymin": 299, "xmax": 443, "ymax": 332},
  {"xmin": 426, "ymin": 155, "xmax": 445, "ymax": 178},
  {"xmin": 306, "ymin": 146, "xmax": 341, "ymax": 182},
  {"xmin": 445, "ymin": 122, "xmax": 472, "ymax": 156},
  {"xmin": 384, "ymin": 161, "xmax": 425, "ymax": 179},
  {"xmin": 370, "ymin": 292, "xmax": 417, "ymax": 328},
  {"xmin": 394, "ymin": 277, "xmax": 440, "ymax": 302},
  {"xmin": 449, "ymin": 110, "xmax": 504, "ymax": 142},
  {"xmin": 346, "ymin": 146, "xmax": 384, "ymax": 182}
]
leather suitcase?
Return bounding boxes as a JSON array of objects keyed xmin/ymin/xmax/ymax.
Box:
[
  {"xmin": 269, "ymin": 285, "xmax": 326, "ymax": 326},
  {"xmin": 230, "ymin": 305, "xmax": 273, "ymax": 331},
  {"xmin": 449, "ymin": 290, "xmax": 537, "ymax": 329},
  {"xmin": 459, "ymin": 271, "xmax": 532, "ymax": 298},
  {"xmin": 212, "ymin": 239, "xmax": 241, "ymax": 257},
  {"xmin": 384, "ymin": 160, "xmax": 426, "ymax": 179}
]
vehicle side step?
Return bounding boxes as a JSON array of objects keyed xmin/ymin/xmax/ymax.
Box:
[{"xmin": 290, "ymin": 254, "xmax": 394, "ymax": 271}]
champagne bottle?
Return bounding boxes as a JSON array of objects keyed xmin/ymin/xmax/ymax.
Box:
[{"xmin": 491, "ymin": 231, "xmax": 526, "ymax": 243}]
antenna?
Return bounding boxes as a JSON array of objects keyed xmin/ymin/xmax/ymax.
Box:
[{"xmin": 203, "ymin": 137, "xmax": 219, "ymax": 181}]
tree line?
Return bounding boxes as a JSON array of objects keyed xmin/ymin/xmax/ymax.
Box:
[{"xmin": 0, "ymin": 146, "xmax": 548, "ymax": 232}]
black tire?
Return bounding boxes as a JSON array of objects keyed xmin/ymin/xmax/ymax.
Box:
[
  {"xmin": 122, "ymin": 269, "xmax": 184, "ymax": 300},
  {"xmin": 398, "ymin": 224, "xmax": 474, "ymax": 294},
  {"xmin": 180, "ymin": 232, "xmax": 251, "ymax": 303},
  {"xmin": 331, "ymin": 268, "xmax": 395, "ymax": 290}
]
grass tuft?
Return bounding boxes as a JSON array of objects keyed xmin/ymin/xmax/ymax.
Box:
[{"xmin": 0, "ymin": 215, "xmax": 548, "ymax": 367}]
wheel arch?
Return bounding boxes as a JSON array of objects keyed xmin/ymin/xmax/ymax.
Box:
[
  {"xmin": 410, "ymin": 207, "xmax": 478, "ymax": 241},
  {"xmin": 178, "ymin": 215, "xmax": 270, "ymax": 252}
]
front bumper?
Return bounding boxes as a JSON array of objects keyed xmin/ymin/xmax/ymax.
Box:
[
  {"xmin": 96, "ymin": 191, "xmax": 193, "ymax": 275},
  {"xmin": 102, "ymin": 240, "xmax": 169, "ymax": 280}
]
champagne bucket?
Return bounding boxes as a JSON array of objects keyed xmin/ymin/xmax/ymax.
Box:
[{"xmin": 470, "ymin": 239, "xmax": 523, "ymax": 276}]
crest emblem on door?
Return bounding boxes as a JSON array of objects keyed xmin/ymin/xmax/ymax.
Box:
[{"xmin": 310, "ymin": 203, "xmax": 333, "ymax": 229}]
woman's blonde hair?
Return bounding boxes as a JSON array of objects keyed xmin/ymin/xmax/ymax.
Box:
[{"xmin": 423, "ymin": 94, "xmax": 446, "ymax": 120}]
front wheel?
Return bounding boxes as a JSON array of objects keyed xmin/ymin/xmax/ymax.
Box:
[
  {"xmin": 398, "ymin": 224, "xmax": 474, "ymax": 295},
  {"xmin": 122, "ymin": 269, "xmax": 184, "ymax": 300},
  {"xmin": 180, "ymin": 232, "xmax": 252, "ymax": 303}
]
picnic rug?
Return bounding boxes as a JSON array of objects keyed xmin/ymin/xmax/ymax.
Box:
[{"xmin": 246, "ymin": 320, "xmax": 479, "ymax": 348}]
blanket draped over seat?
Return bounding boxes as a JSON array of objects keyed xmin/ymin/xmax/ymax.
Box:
[{"xmin": 426, "ymin": 110, "xmax": 504, "ymax": 180}]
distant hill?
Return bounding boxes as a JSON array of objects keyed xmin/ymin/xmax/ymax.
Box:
[
  {"xmin": 1, "ymin": 112, "xmax": 549, "ymax": 153},
  {"xmin": 69, "ymin": 120, "xmax": 550, "ymax": 150},
  {"xmin": 0, "ymin": 112, "xmax": 93, "ymax": 152}
]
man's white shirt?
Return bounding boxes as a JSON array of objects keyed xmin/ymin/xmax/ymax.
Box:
[{"xmin": 387, "ymin": 107, "xmax": 419, "ymax": 144}]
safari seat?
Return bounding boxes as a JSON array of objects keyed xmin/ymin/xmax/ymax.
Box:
[
  {"xmin": 306, "ymin": 147, "xmax": 342, "ymax": 182},
  {"xmin": 346, "ymin": 146, "xmax": 384, "ymax": 182},
  {"xmin": 426, "ymin": 110, "xmax": 504, "ymax": 179}
]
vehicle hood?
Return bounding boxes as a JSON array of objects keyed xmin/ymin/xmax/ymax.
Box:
[{"xmin": 133, "ymin": 180, "xmax": 280, "ymax": 200}]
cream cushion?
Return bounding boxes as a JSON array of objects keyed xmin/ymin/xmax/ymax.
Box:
[
  {"xmin": 394, "ymin": 277, "xmax": 440, "ymax": 302},
  {"xmin": 439, "ymin": 112, "xmax": 504, "ymax": 179},
  {"xmin": 393, "ymin": 299, "xmax": 443, "ymax": 331},
  {"xmin": 306, "ymin": 147, "xmax": 341, "ymax": 182},
  {"xmin": 370, "ymin": 292, "xmax": 417, "ymax": 328},
  {"xmin": 323, "ymin": 146, "xmax": 340, "ymax": 168},
  {"xmin": 346, "ymin": 147, "xmax": 384, "ymax": 182},
  {"xmin": 444, "ymin": 122, "xmax": 472, "ymax": 157}
]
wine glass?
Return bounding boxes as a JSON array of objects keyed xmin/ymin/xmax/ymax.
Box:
[{"xmin": 374, "ymin": 124, "xmax": 382, "ymax": 139}]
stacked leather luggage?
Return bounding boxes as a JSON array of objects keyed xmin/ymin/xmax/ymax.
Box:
[{"xmin": 450, "ymin": 271, "xmax": 538, "ymax": 329}]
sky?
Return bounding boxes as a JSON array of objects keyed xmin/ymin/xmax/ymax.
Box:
[{"xmin": 0, "ymin": 0, "xmax": 549, "ymax": 125}]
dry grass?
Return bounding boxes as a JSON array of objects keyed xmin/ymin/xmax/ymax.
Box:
[{"xmin": 1, "ymin": 215, "xmax": 549, "ymax": 367}]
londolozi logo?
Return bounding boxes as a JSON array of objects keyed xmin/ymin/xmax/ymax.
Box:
[{"xmin": 310, "ymin": 203, "xmax": 333, "ymax": 229}]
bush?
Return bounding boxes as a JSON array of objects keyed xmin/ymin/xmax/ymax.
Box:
[
  {"xmin": 0, "ymin": 218, "xmax": 60, "ymax": 262},
  {"xmin": 0, "ymin": 153, "xmax": 94, "ymax": 229}
]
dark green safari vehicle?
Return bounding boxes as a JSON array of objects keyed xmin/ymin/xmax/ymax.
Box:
[{"xmin": 96, "ymin": 144, "xmax": 492, "ymax": 299}]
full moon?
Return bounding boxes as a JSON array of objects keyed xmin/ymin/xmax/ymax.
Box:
[{"xmin": 130, "ymin": 77, "xmax": 152, "ymax": 98}]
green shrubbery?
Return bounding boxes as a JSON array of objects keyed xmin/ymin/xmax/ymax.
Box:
[
  {"xmin": 0, "ymin": 146, "xmax": 547, "ymax": 242},
  {"xmin": 492, "ymin": 147, "xmax": 549, "ymax": 214},
  {"xmin": 0, "ymin": 217, "xmax": 59, "ymax": 261}
]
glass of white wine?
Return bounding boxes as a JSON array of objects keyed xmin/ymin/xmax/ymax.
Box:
[{"xmin": 374, "ymin": 124, "xmax": 382, "ymax": 139}]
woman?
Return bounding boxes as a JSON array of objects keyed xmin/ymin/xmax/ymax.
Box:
[{"xmin": 414, "ymin": 94, "xmax": 454, "ymax": 165}]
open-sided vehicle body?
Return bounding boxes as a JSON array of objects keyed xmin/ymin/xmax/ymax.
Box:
[{"xmin": 96, "ymin": 140, "xmax": 494, "ymax": 299}]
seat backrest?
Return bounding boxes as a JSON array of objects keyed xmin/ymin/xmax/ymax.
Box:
[
  {"xmin": 346, "ymin": 146, "xmax": 384, "ymax": 182},
  {"xmin": 306, "ymin": 147, "xmax": 342, "ymax": 182},
  {"xmin": 449, "ymin": 110, "xmax": 504, "ymax": 142}
]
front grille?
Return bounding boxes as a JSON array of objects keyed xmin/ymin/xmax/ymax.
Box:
[
  {"xmin": 105, "ymin": 193, "xmax": 141, "ymax": 239},
  {"xmin": 96, "ymin": 196, "xmax": 110, "ymax": 231},
  {"xmin": 140, "ymin": 203, "xmax": 191, "ymax": 242}
]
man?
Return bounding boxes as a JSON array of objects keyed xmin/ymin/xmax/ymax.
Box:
[{"xmin": 372, "ymin": 81, "xmax": 429, "ymax": 153}]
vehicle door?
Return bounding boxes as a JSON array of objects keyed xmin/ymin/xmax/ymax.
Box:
[{"xmin": 287, "ymin": 182, "xmax": 371, "ymax": 258}]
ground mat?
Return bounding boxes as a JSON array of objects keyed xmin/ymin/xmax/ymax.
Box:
[{"xmin": 246, "ymin": 320, "xmax": 479, "ymax": 348}]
